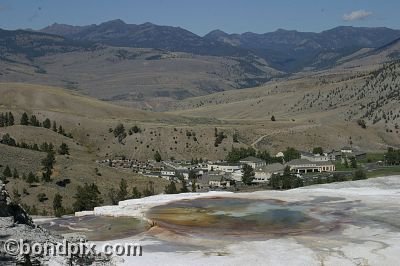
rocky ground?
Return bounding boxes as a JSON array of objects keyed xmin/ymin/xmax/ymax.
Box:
[{"xmin": 0, "ymin": 181, "xmax": 113, "ymax": 265}]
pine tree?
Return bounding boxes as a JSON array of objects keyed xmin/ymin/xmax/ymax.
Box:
[
  {"xmin": 52, "ymin": 121, "xmax": 57, "ymax": 132},
  {"xmin": 165, "ymin": 181, "xmax": 178, "ymax": 194},
  {"xmin": 13, "ymin": 168, "xmax": 19, "ymax": 179},
  {"xmin": 43, "ymin": 118, "xmax": 51, "ymax": 129},
  {"xmin": 53, "ymin": 193, "xmax": 65, "ymax": 217},
  {"xmin": 0, "ymin": 113, "xmax": 4, "ymax": 127},
  {"xmin": 3, "ymin": 165, "xmax": 12, "ymax": 178},
  {"xmin": 20, "ymin": 112, "xmax": 29, "ymax": 125},
  {"xmin": 154, "ymin": 151, "xmax": 162, "ymax": 162},
  {"xmin": 58, "ymin": 143, "xmax": 69, "ymax": 155},
  {"xmin": 131, "ymin": 187, "xmax": 142, "ymax": 199},
  {"xmin": 8, "ymin": 112, "xmax": 14, "ymax": 126},
  {"xmin": 117, "ymin": 179, "xmax": 128, "ymax": 201}
]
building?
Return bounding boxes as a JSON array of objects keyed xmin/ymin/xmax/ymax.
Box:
[
  {"xmin": 160, "ymin": 167, "xmax": 176, "ymax": 180},
  {"xmin": 287, "ymin": 159, "xmax": 335, "ymax": 174},
  {"xmin": 239, "ymin": 156, "xmax": 266, "ymax": 169},
  {"xmin": 253, "ymin": 163, "xmax": 285, "ymax": 183},
  {"xmin": 328, "ymin": 147, "xmax": 367, "ymax": 162},
  {"xmin": 207, "ymin": 163, "xmax": 241, "ymax": 173},
  {"xmin": 300, "ymin": 151, "xmax": 330, "ymax": 162},
  {"xmin": 197, "ymin": 173, "xmax": 232, "ymax": 189}
]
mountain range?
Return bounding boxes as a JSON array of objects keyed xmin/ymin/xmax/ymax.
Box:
[
  {"xmin": 40, "ymin": 20, "xmax": 400, "ymax": 71},
  {"xmin": 1, "ymin": 19, "xmax": 400, "ymax": 106}
]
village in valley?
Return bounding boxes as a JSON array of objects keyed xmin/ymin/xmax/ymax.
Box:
[{"xmin": 96, "ymin": 145, "xmax": 385, "ymax": 193}]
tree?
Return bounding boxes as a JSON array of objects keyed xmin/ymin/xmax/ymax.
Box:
[
  {"xmin": 154, "ymin": 151, "xmax": 162, "ymax": 162},
  {"xmin": 3, "ymin": 165, "xmax": 12, "ymax": 178},
  {"xmin": 53, "ymin": 193, "xmax": 65, "ymax": 217},
  {"xmin": 37, "ymin": 193, "xmax": 48, "ymax": 203},
  {"xmin": 312, "ymin": 147, "xmax": 324, "ymax": 155},
  {"xmin": 26, "ymin": 172, "xmax": 39, "ymax": 184},
  {"xmin": 350, "ymin": 157, "xmax": 357, "ymax": 168},
  {"xmin": 43, "ymin": 118, "xmax": 51, "ymax": 129},
  {"xmin": 58, "ymin": 143, "xmax": 70, "ymax": 155},
  {"xmin": 107, "ymin": 188, "xmax": 119, "ymax": 205},
  {"xmin": 271, "ymin": 115, "xmax": 276, "ymax": 121},
  {"xmin": 117, "ymin": 179, "xmax": 128, "ymax": 201},
  {"xmin": 20, "ymin": 112, "xmax": 29, "ymax": 125},
  {"xmin": 73, "ymin": 183, "xmax": 103, "ymax": 212},
  {"xmin": 143, "ymin": 181, "xmax": 155, "ymax": 197},
  {"xmin": 165, "ymin": 181, "xmax": 178, "ymax": 194},
  {"xmin": 242, "ymin": 164, "xmax": 255, "ymax": 185},
  {"xmin": 58, "ymin": 125, "xmax": 65, "ymax": 135},
  {"xmin": 283, "ymin": 147, "xmax": 300, "ymax": 162},
  {"xmin": 52, "ymin": 121, "xmax": 57, "ymax": 132},
  {"xmin": 12, "ymin": 189, "xmax": 21, "ymax": 204},
  {"xmin": 353, "ymin": 169, "xmax": 367, "ymax": 181},
  {"xmin": 344, "ymin": 158, "xmax": 349, "ymax": 168},
  {"xmin": 132, "ymin": 187, "xmax": 142, "ymax": 199},
  {"xmin": 180, "ymin": 180, "xmax": 189, "ymax": 193},
  {"xmin": 357, "ymin": 119, "xmax": 367, "ymax": 129},
  {"xmin": 41, "ymin": 152, "xmax": 55, "ymax": 182},
  {"xmin": 30, "ymin": 115, "xmax": 40, "ymax": 127},
  {"xmin": 113, "ymin": 123, "xmax": 126, "ymax": 143},
  {"xmin": 2, "ymin": 134, "xmax": 16, "ymax": 146},
  {"xmin": 12, "ymin": 168, "xmax": 19, "ymax": 179},
  {"xmin": 191, "ymin": 179, "xmax": 197, "ymax": 192},
  {"xmin": 8, "ymin": 112, "xmax": 14, "ymax": 126}
]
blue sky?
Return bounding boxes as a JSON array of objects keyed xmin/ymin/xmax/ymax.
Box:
[{"xmin": 0, "ymin": 0, "xmax": 398, "ymax": 35}]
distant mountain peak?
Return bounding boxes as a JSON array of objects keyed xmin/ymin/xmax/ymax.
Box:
[{"xmin": 100, "ymin": 19, "xmax": 126, "ymax": 26}]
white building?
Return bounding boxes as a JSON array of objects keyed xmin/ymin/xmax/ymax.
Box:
[
  {"xmin": 300, "ymin": 151, "xmax": 330, "ymax": 162},
  {"xmin": 253, "ymin": 163, "xmax": 285, "ymax": 183},
  {"xmin": 239, "ymin": 156, "xmax": 266, "ymax": 169},
  {"xmin": 207, "ymin": 163, "xmax": 241, "ymax": 173},
  {"xmin": 287, "ymin": 159, "xmax": 335, "ymax": 174}
]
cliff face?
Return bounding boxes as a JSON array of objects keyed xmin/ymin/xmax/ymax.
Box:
[{"xmin": 0, "ymin": 183, "xmax": 34, "ymax": 226}]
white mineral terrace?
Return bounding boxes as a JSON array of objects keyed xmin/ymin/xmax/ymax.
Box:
[{"xmin": 77, "ymin": 176, "xmax": 400, "ymax": 266}]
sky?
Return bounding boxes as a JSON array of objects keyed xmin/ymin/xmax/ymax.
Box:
[{"xmin": 0, "ymin": 0, "xmax": 398, "ymax": 36}]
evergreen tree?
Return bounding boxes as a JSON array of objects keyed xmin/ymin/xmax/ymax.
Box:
[
  {"xmin": 73, "ymin": 183, "xmax": 103, "ymax": 212},
  {"xmin": 350, "ymin": 157, "xmax": 357, "ymax": 168},
  {"xmin": 0, "ymin": 113, "xmax": 4, "ymax": 127},
  {"xmin": 8, "ymin": 112, "xmax": 14, "ymax": 126},
  {"xmin": 52, "ymin": 121, "xmax": 57, "ymax": 132},
  {"xmin": 154, "ymin": 151, "xmax": 162, "ymax": 162},
  {"xmin": 12, "ymin": 168, "xmax": 19, "ymax": 179},
  {"xmin": 242, "ymin": 164, "xmax": 255, "ymax": 185},
  {"xmin": 117, "ymin": 179, "xmax": 128, "ymax": 201},
  {"xmin": 132, "ymin": 187, "xmax": 142, "ymax": 199},
  {"xmin": 53, "ymin": 193, "xmax": 65, "ymax": 217},
  {"xmin": 58, "ymin": 143, "xmax": 70, "ymax": 155},
  {"xmin": 43, "ymin": 118, "xmax": 51, "ymax": 129},
  {"xmin": 30, "ymin": 115, "xmax": 40, "ymax": 127},
  {"xmin": 58, "ymin": 125, "xmax": 65, "ymax": 135},
  {"xmin": 26, "ymin": 172, "xmax": 38, "ymax": 184},
  {"xmin": 3, "ymin": 165, "xmax": 12, "ymax": 178},
  {"xmin": 165, "ymin": 181, "xmax": 178, "ymax": 194},
  {"xmin": 20, "ymin": 112, "xmax": 29, "ymax": 125},
  {"xmin": 180, "ymin": 180, "xmax": 189, "ymax": 193}
]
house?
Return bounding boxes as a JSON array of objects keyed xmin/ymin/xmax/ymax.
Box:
[
  {"xmin": 328, "ymin": 147, "xmax": 367, "ymax": 162},
  {"xmin": 300, "ymin": 151, "xmax": 330, "ymax": 162},
  {"xmin": 161, "ymin": 167, "xmax": 176, "ymax": 180},
  {"xmin": 287, "ymin": 159, "xmax": 335, "ymax": 174},
  {"xmin": 197, "ymin": 173, "xmax": 232, "ymax": 189},
  {"xmin": 239, "ymin": 156, "xmax": 266, "ymax": 169},
  {"xmin": 254, "ymin": 163, "xmax": 285, "ymax": 183},
  {"xmin": 207, "ymin": 162, "xmax": 241, "ymax": 173}
]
